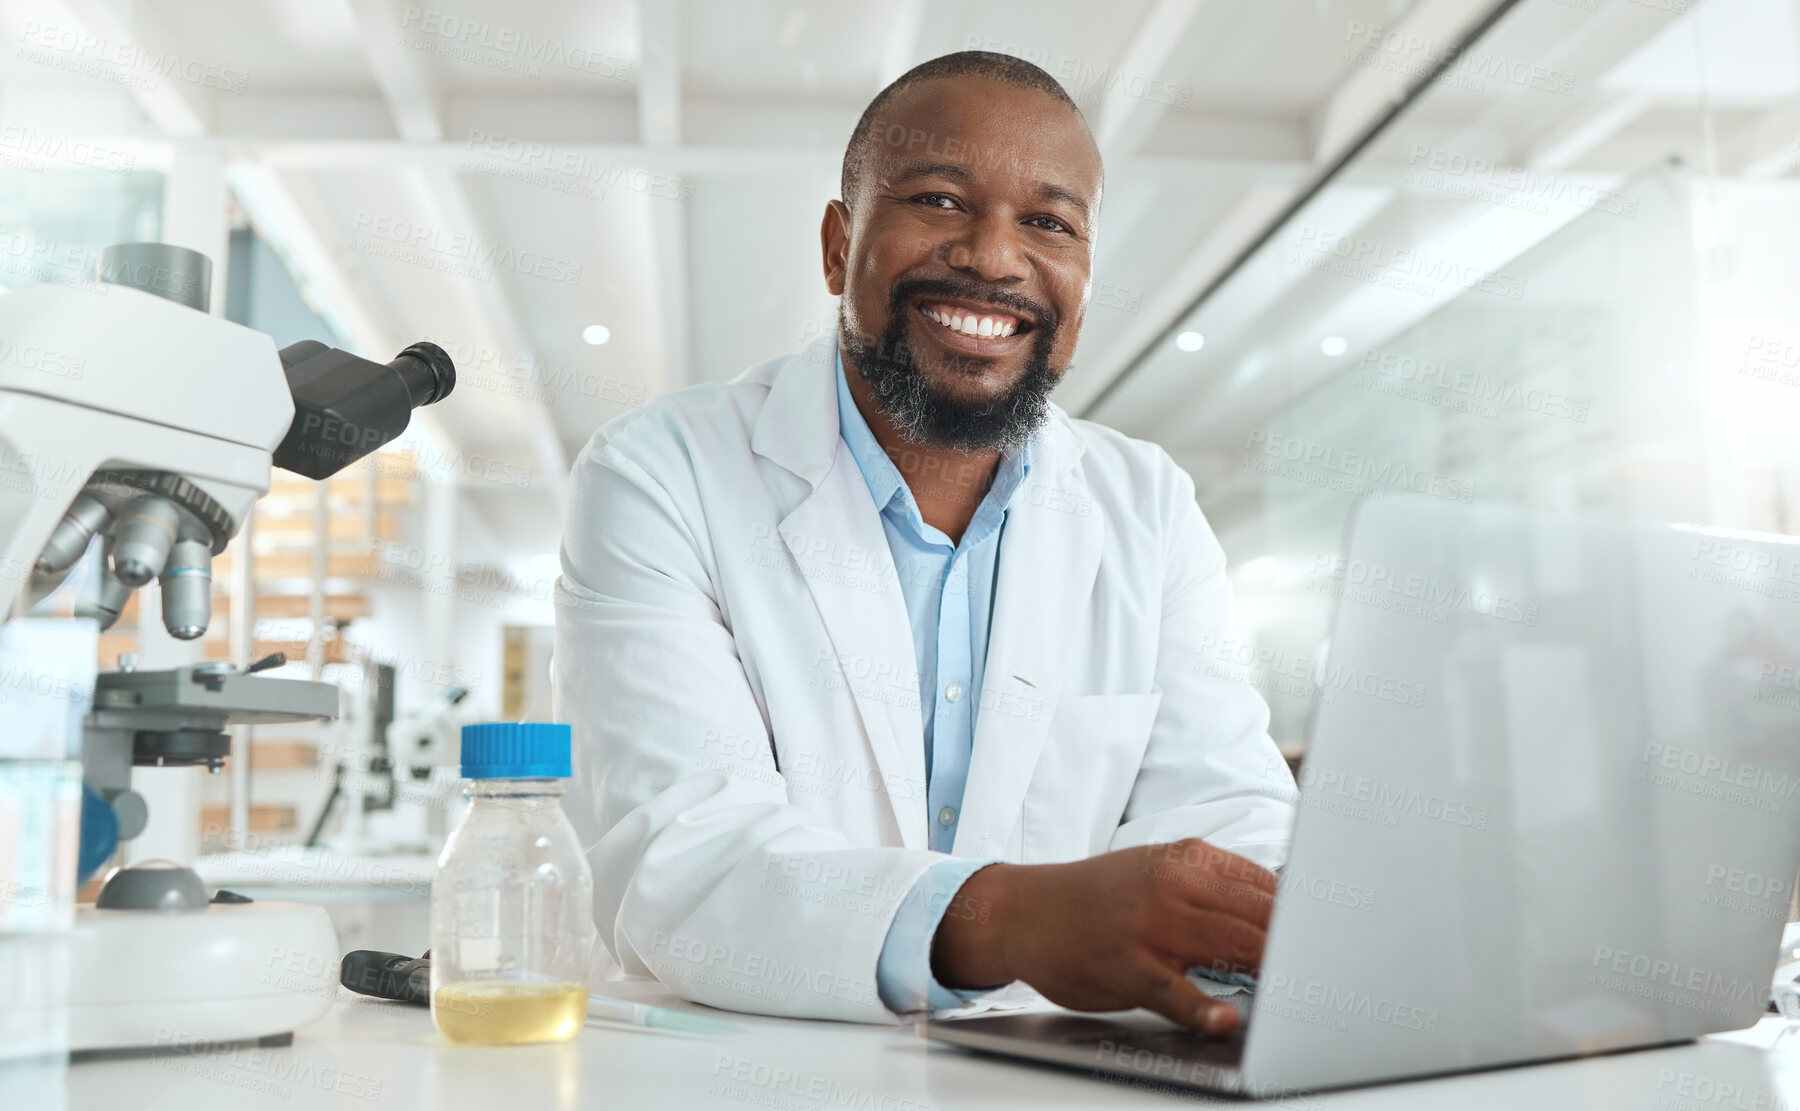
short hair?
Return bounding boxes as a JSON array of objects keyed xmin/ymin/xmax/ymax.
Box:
[{"xmin": 840, "ymin": 50, "xmax": 1086, "ymax": 206}]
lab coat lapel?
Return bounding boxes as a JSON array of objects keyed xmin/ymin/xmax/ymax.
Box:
[
  {"xmin": 755, "ymin": 341, "xmax": 929, "ymax": 850},
  {"xmin": 953, "ymin": 415, "xmax": 1100, "ymax": 858}
]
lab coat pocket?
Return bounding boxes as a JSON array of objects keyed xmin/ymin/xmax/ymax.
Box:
[{"xmin": 1020, "ymin": 691, "xmax": 1162, "ymax": 862}]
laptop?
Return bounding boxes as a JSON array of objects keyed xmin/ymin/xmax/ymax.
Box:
[{"xmin": 926, "ymin": 495, "xmax": 1800, "ymax": 1095}]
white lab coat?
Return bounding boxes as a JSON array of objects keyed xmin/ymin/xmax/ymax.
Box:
[{"xmin": 552, "ymin": 337, "xmax": 1297, "ymax": 1023}]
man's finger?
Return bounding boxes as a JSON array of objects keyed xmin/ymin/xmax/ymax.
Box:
[
  {"xmin": 1204, "ymin": 847, "xmax": 1279, "ymax": 894},
  {"xmin": 1144, "ymin": 860, "xmax": 1274, "ymax": 943},
  {"xmin": 1159, "ymin": 839, "xmax": 1279, "ymax": 895},
  {"xmin": 1164, "ymin": 869, "xmax": 1276, "ymax": 930},
  {"xmin": 1142, "ymin": 964, "xmax": 1240, "ymax": 1036},
  {"xmin": 1154, "ymin": 906, "xmax": 1267, "ymax": 978}
]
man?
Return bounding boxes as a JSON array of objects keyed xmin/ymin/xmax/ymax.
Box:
[{"xmin": 553, "ymin": 51, "xmax": 1297, "ymax": 1036}]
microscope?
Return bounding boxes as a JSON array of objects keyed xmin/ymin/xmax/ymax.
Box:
[
  {"xmin": 305, "ymin": 662, "xmax": 472, "ymax": 856},
  {"xmin": 0, "ymin": 242, "xmax": 455, "ymax": 1052}
]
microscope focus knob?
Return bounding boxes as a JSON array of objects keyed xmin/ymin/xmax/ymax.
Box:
[
  {"xmin": 110, "ymin": 789, "xmax": 149, "ymax": 841},
  {"xmin": 95, "ymin": 860, "xmax": 209, "ymax": 911}
]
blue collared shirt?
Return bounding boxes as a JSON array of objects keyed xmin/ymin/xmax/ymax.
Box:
[{"xmin": 834, "ymin": 351, "xmax": 1031, "ymax": 1014}]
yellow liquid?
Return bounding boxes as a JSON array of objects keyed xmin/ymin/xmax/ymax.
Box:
[{"xmin": 432, "ymin": 981, "xmax": 589, "ymax": 1045}]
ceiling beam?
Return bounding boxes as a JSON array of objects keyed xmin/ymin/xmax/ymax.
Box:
[
  {"xmin": 410, "ymin": 172, "xmax": 572, "ymax": 507},
  {"xmin": 637, "ymin": 0, "xmax": 689, "ymax": 391},
  {"xmin": 1092, "ymin": 0, "xmax": 1208, "ymax": 161},
  {"xmin": 175, "ymin": 88, "xmax": 1315, "ymax": 158},
  {"xmin": 54, "ymin": 0, "xmax": 207, "ymax": 137},
  {"xmin": 1526, "ymin": 91, "xmax": 1653, "ymax": 170},
  {"xmin": 346, "ymin": 0, "xmax": 570, "ymax": 508},
  {"xmin": 1079, "ymin": 0, "xmax": 1504, "ymax": 420},
  {"xmin": 1735, "ymin": 101, "xmax": 1800, "ymax": 178},
  {"xmin": 1461, "ymin": 0, "xmax": 1682, "ymax": 171},
  {"xmin": 1158, "ymin": 189, "xmax": 1576, "ymax": 458},
  {"xmin": 877, "ymin": 0, "xmax": 928, "ymax": 87},
  {"xmin": 252, "ymin": 137, "xmax": 839, "ymax": 174},
  {"xmin": 1307, "ymin": 0, "xmax": 1496, "ymax": 166},
  {"xmin": 27, "ymin": 132, "xmax": 1318, "ymax": 190},
  {"xmin": 227, "ymin": 162, "xmax": 401, "ymax": 357},
  {"xmin": 243, "ymin": 140, "xmax": 1316, "ymax": 191},
  {"xmin": 347, "ymin": 0, "xmax": 444, "ymax": 141},
  {"xmin": 637, "ymin": 0, "xmax": 682, "ymax": 145},
  {"xmin": 838, "ymin": 0, "xmax": 927, "ymax": 360},
  {"xmin": 1081, "ymin": 0, "xmax": 1531, "ymax": 423},
  {"xmin": 1062, "ymin": 185, "xmax": 1298, "ymax": 415}
]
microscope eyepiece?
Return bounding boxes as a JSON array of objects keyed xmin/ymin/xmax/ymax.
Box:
[
  {"xmin": 272, "ymin": 340, "xmax": 457, "ymax": 480},
  {"xmin": 391, "ymin": 341, "xmax": 455, "ymax": 408}
]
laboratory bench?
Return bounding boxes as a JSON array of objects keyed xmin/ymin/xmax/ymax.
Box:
[{"xmin": 45, "ymin": 978, "xmax": 1800, "ymax": 1110}]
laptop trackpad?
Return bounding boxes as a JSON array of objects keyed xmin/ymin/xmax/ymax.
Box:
[{"xmin": 926, "ymin": 1007, "xmax": 1249, "ymax": 1073}]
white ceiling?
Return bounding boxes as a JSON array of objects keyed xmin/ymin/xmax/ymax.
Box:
[{"xmin": 0, "ymin": 0, "xmax": 1791, "ymax": 555}]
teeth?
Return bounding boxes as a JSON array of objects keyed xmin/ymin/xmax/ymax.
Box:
[{"xmin": 921, "ymin": 305, "xmax": 1020, "ymax": 339}]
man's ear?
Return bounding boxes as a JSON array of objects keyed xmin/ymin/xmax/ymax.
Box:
[{"xmin": 820, "ymin": 199, "xmax": 851, "ymax": 296}]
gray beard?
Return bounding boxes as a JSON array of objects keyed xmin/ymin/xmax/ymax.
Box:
[{"xmin": 838, "ymin": 302, "xmax": 1060, "ymax": 453}]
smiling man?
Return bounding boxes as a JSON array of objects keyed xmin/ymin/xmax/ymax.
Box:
[{"xmin": 554, "ymin": 51, "xmax": 1298, "ymax": 1035}]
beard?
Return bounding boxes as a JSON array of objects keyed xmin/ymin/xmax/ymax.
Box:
[{"xmin": 839, "ymin": 277, "xmax": 1062, "ymax": 453}]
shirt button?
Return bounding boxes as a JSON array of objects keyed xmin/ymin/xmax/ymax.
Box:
[
  {"xmin": 945, "ymin": 683, "xmax": 963, "ymax": 702},
  {"xmin": 938, "ymin": 806, "xmax": 957, "ymax": 827}
]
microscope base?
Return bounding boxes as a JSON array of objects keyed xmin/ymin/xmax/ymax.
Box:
[{"xmin": 69, "ymin": 900, "xmax": 339, "ymax": 1052}]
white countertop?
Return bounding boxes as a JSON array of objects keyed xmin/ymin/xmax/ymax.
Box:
[{"xmin": 51, "ymin": 979, "xmax": 1800, "ymax": 1110}]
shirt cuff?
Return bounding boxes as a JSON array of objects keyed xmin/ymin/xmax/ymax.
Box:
[{"xmin": 876, "ymin": 857, "xmax": 1003, "ymax": 1014}]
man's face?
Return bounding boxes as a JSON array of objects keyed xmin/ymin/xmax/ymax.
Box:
[{"xmin": 823, "ymin": 75, "xmax": 1103, "ymax": 451}]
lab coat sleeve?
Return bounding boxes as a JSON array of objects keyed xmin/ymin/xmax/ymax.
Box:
[
  {"xmin": 874, "ymin": 857, "xmax": 1003, "ymax": 1014},
  {"xmin": 1109, "ymin": 470, "xmax": 1299, "ymax": 870},
  {"xmin": 553, "ymin": 428, "xmax": 945, "ymax": 1023}
]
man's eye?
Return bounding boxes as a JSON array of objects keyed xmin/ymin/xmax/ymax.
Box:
[
  {"xmin": 914, "ymin": 193, "xmax": 959, "ymax": 209},
  {"xmin": 1030, "ymin": 215, "xmax": 1072, "ymax": 234}
]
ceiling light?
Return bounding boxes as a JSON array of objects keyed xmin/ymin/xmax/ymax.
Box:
[
  {"xmin": 1320, "ymin": 336, "xmax": 1347, "ymax": 357},
  {"xmin": 1175, "ymin": 330, "xmax": 1205, "ymax": 352},
  {"xmin": 581, "ymin": 324, "xmax": 611, "ymax": 346}
]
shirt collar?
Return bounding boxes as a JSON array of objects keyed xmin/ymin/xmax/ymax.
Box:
[
  {"xmin": 835, "ymin": 347, "xmax": 1036, "ymax": 525},
  {"xmin": 836, "ymin": 349, "xmax": 907, "ymax": 513}
]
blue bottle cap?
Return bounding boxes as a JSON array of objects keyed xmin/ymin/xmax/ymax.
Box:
[{"xmin": 460, "ymin": 722, "xmax": 572, "ymax": 779}]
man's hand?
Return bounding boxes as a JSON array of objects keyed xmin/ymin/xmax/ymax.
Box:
[{"xmin": 931, "ymin": 839, "xmax": 1277, "ymax": 1035}]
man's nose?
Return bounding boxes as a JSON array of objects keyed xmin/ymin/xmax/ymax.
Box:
[{"xmin": 940, "ymin": 212, "xmax": 1030, "ymax": 284}]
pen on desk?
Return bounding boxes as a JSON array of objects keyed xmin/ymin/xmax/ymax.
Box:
[{"xmin": 586, "ymin": 993, "xmax": 742, "ymax": 1036}]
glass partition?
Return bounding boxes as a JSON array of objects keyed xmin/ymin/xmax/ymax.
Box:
[
  {"xmin": 1239, "ymin": 162, "xmax": 1702, "ymax": 744},
  {"xmin": 1087, "ymin": 0, "xmax": 1800, "ymax": 751}
]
